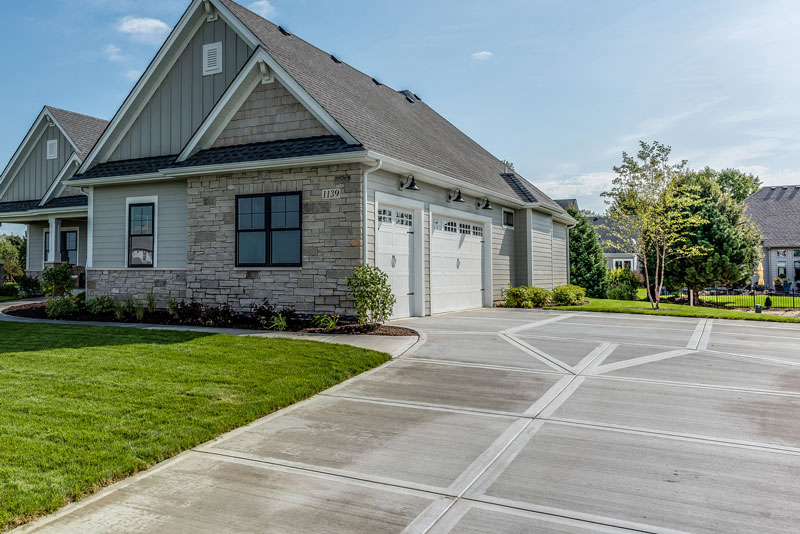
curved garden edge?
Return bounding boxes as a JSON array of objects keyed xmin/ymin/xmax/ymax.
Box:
[{"xmin": 0, "ymin": 302, "xmax": 420, "ymax": 359}]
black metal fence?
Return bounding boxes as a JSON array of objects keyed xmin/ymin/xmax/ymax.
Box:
[{"xmin": 659, "ymin": 287, "xmax": 800, "ymax": 309}]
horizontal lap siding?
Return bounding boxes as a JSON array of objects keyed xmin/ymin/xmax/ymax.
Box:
[
  {"xmin": 532, "ymin": 210, "xmax": 554, "ymax": 289},
  {"xmin": 552, "ymin": 222, "xmax": 568, "ymax": 286},
  {"xmin": 27, "ymin": 224, "xmax": 45, "ymax": 271},
  {"xmin": 91, "ymin": 181, "xmax": 188, "ymax": 268},
  {"xmin": 367, "ymin": 169, "xmax": 516, "ymax": 312},
  {"xmin": 109, "ymin": 18, "xmax": 253, "ymax": 161},
  {"xmin": 2, "ymin": 126, "xmax": 70, "ymax": 202}
]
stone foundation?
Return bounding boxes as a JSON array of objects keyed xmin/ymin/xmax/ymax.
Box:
[
  {"xmin": 87, "ymin": 269, "xmax": 188, "ymax": 305},
  {"xmin": 185, "ymin": 163, "xmax": 363, "ymax": 314}
]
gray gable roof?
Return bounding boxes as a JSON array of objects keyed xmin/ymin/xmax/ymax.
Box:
[
  {"xmin": 219, "ymin": 0, "xmax": 563, "ymax": 210},
  {"xmin": 46, "ymin": 107, "xmax": 108, "ymax": 160},
  {"xmin": 0, "ymin": 195, "xmax": 87, "ymax": 214},
  {"xmin": 743, "ymin": 185, "xmax": 800, "ymax": 248},
  {"xmin": 590, "ymin": 215, "xmax": 634, "ymax": 254}
]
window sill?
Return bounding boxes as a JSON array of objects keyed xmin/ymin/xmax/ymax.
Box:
[{"xmin": 233, "ymin": 267, "xmax": 303, "ymax": 271}]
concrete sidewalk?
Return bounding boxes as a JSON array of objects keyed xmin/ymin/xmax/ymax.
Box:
[{"xmin": 0, "ymin": 299, "xmax": 418, "ymax": 358}]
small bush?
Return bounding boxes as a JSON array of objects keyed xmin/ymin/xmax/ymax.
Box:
[
  {"xmin": 41, "ymin": 264, "xmax": 75, "ymax": 297},
  {"xmin": 765, "ymin": 296, "xmax": 773, "ymax": 309},
  {"xmin": 0, "ymin": 283, "xmax": 18, "ymax": 297},
  {"xmin": 113, "ymin": 300, "xmax": 126, "ymax": 321},
  {"xmin": 269, "ymin": 313, "xmax": 288, "ymax": 331},
  {"xmin": 17, "ymin": 275, "xmax": 42, "ymax": 297},
  {"xmin": 146, "ymin": 290, "xmax": 157, "ymax": 314},
  {"xmin": 505, "ymin": 286, "xmax": 552, "ymax": 308},
  {"xmin": 551, "ymin": 284, "xmax": 586, "ymax": 306},
  {"xmin": 773, "ymin": 277, "xmax": 783, "ymax": 289},
  {"xmin": 167, "ymin": 298, "xmax": 177, "ymax": 317},
  {"xmin": 87, "ymin": 296, "xmax": 116, "ymax": 316},
  {"xmin": 606, "ymin": 282, "xmax": 637, "ymax": 301},
  {"xmin": 313, "ymin": 314, "xmax": 340, "ymax": 332},
  {"xmin": 609, "ymin": 267, "xmax": 641, "ymax": 289},
  {"xmin": 346, "ymin": 265, "xmax": 396, "ymax": 325},
  {"xmin": 45, "ymin": 296, "xmax": 78, "ymax": 319}
]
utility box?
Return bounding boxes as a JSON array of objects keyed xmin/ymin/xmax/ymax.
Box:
[{"xmin": 755, "ymin": 304, "xmax": 763, "ymax": 314}]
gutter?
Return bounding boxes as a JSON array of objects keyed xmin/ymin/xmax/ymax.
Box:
[
  {"xmin": 0, "ymin": 207, "xmax": 88, "ymax": 223},
  {"xmin": 362, "ymin": 158, "xmax": 382, "ymax": 264}
]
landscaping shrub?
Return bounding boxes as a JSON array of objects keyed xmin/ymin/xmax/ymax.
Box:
[
  {"xmin": 505, "ymin": 286, "xmax": 552, "ymax": 308},
  {"xmin": 41, "ymin": 264, "xmax": 75, "ymax": 297},
  {"xmin": 45, "ymin": 296, "xmax": 79, "ymax": 319},
  {"xmin": 609, "ymin": 266, "xmax": 641, "ymax": 289},
  {"xmin": 346, "ymin": 265, "xmax": 396, "ymax": 325},
  {"xmin": 313, "ymin": 314, "xmax": 340, "ymax": 332},
  {"xmin": 87, "ymin": 295, "xmax": 116, "ymax": 316},
  {"xmin": 269, "ymin": 313, "xmax": 288, "ymax": 331},
  {"xmin": 0, "ymin": 283, "xmax": 18, "ymax": 297},
  {"xmin": 765, "ymin": 296, "xmax": 773, "ymax": 309},
  {"xmin": 146, "ymin": 290, "xmax": 157, "ymax": 314},
  {"xmin": 16, "ymin": 274, "xmax": 42, "ymax": 297},
  {"xmin": 606, "ymin": 282, "xmax": 637, "ymax": 301},
  {"xmin": 551, "ymin": 284, "xmax": 586, "ymax": 306}
]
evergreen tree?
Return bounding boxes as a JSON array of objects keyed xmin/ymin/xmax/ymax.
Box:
[{"xmin": 566, "ymin": 205, "xmax": 608, "ymax": 298}]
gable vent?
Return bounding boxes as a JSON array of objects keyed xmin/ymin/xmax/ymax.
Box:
[
  {"xmin": 203, "ymin": 42, "xmax": 223, "ymax": 76},
  {"xmin": 278, "ymin": 26, "xmax": 291, "ymax": 36},
  {"xmin": 46, "ymin": 139, "xmax": 58, "ymax": 160}
]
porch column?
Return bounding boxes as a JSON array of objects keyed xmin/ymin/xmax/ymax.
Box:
[{"xmin": 46, "ymin": 217, "xmax": 62, "ymax": 266}]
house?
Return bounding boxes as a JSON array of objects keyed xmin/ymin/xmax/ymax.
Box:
[
  {"xmin": 0, "ymin": 0, "xmax": 574, "ymax": 318},
  {"xmin": 590, "ymin": 215, "xmax": 639, "ymax": 271},
  {"xmin": 743, "ymin": 185, "xmax": 800, "ymax": 289}
]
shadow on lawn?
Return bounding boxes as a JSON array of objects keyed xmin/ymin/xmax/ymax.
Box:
[{"xmin": 0, "ymin": 321, "xmax": 213, "ymax": 354}]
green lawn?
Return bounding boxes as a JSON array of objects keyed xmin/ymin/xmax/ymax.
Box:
[
  {"xmin": 549, "ymin": 297, "xmax": 800, "ymax": 323},
  {"xmin": 0, "ymin": 322, "xmax": 390, "ymax": 531},
  {"xmin": 0, "ymin": 296, "xmax": 19, "ymax": 303}
]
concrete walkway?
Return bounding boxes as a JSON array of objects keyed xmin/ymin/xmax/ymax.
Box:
[
  {"xmin": 0, "ymin": 299, "xmax": 418, "ymax": 357},
  {"xmin": 12, "ymin": 307, "xmax": 800, "ymax": 533}
]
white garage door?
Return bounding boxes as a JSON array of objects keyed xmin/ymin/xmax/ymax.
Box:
[
  {"xmin": 376, "ymin": 206, "xmax": 415, "ymax": 318},
  {"xmin": 431, "ymin": 216, "xmax": 485, "ymax": 314}
]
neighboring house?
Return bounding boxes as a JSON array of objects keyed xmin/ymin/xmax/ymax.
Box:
[
  {"xmin": 590, "ymin": 215, "xmax": 639, "ymax": 271},
  {"xmin": 0, "ymin": 106, "xmax": 108, "ymax": 282},
  {"xmin": 0, "ymin": 0, "xmax": 574, "ymax": 318},
  {"xmin": 743, "ymin": 185, "xmax": 800, "ymax": 289}
]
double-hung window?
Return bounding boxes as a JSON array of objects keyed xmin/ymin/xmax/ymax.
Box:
[
  {"xmin": 236, "ymin": 193, "xmax": 302, "ymax": 267},
  {"xmin": 61, "ymin": 231, "xmax": 77, "ymax": 264},
  {"xmin": 128, "ymin": 203, "xmax": 155, "ymax": 267}
]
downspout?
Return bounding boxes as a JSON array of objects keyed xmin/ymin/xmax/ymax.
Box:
[{"xmin": 362, "ymin": 159, "xmax": 382, "ymax": 265}]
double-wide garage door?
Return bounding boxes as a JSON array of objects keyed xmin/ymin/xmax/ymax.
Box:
[
  {"xmin": 377, "ymin": 206, "xmax": 486, "ymax": 318},
  {"xmin": 431, "ymin": 216, "xmax": 484, "ymax": 314}
]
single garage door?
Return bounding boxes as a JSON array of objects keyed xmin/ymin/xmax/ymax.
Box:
[
  {"xmin": 431, "ymin": 216, "xmax": 485, "ymax": 314},
  {"xmin": 376, "ymin": 206, "xmax": 415, "ymax": 318}
]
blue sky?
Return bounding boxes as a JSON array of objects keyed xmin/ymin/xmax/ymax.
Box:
[{"xmin": 2, "ymin": 0, "xmax": 800, "ymax": 235}]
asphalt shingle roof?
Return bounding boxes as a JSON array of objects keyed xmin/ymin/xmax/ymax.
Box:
[
  {"xmin": 46, "ymin": 107, "xmax": 108, "ymax": 160},
  {"xmin": 219, "ymin": 0, "xmax": 564, "ymax": 210},
  {"xmin": 0, "ymin": 195, "xmax": 88, "ymax": 214},
  {"xmin": 73, "ymin": 136, "xmax": 364, "ymax": 180},
  {"xmin": 743, "ymin": 185, "xmax": 800, "ymax": 248},
  {"xmin": 556, "ymin": 199, "xmax": 578, "ymax": 210},
  {"xmin": 590, "ymin": 215, "xmax": 633, "ymax": 254}
]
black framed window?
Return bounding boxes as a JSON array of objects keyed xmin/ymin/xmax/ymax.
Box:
[
  {"xmin": 44, "ymin": 231, "xmax": 50, "ymax": 262},
  {"xmin": 128, "ymin": 203, "xmax": 155, "ymax": 268},
  {"xmin": 60, "ymin": 231, "xmax": 77, "ymax": 265},
  {"xmin": 236, "ymin": 193, "xmax": 301, "ymax": 267},
  {"xmin": 503, "ymin": 209, "xmax": 514, "ymax": 228}
]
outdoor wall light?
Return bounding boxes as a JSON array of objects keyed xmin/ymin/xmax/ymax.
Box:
[
  {"xmin": 447, "ymin": 189, "xmax": 465, "ymax": 203},
  {"xmin": 476, "ymin": 197, "xmax": 494, "ymax": 210},
  {"xmin": 400, "ymin": 175, "xmax": 420, "ymax": 191}
]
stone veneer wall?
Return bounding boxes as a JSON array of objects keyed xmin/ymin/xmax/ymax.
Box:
[
  {"xmin": 212, "ymin": 82, "xmax": 330, "ymax": 148},
  {"xmin": 87, "ymin": 269, "xmax": 188, "ymax": 303},
  {"xmin": 185, "ymin": 163, "xmax": 363, "ymax": 314}
]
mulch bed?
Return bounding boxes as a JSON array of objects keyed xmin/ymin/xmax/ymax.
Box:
[{"xmin": 2, "ymin": 302, "xmax": 417, "ymax": 337}]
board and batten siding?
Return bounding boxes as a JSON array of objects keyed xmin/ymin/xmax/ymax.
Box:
[
  {"xmin": 1, "ymin": 125, "xmax": 71, "ymax": 202},
  {"xmin": 91, "ymin": 181, "xmax": 188, "ymax": 269},
  {"xmin": 366, "ymin": 169, "xmax": 517, "ymax": 312},
  {"xmin": 531, "ymin": 210, "xmax": 554, "ymax": 289},
  {"xmin": 109, "ymin": 18, "xmax": 253, "ymax": 161}
]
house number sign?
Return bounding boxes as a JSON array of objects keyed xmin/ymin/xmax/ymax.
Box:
[{"xmin": 322, "ymin": 188, "xmax": 341, "ymax": 200}]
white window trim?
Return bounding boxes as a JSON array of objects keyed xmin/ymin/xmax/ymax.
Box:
[
  {"xmin": 125, "ymin": 196, "xmax": 158, "ymax": 269},
  {"xmin": 46, "ymin": 139, "xmax": 58, "ymax": 160},
  {"xmin": 202, "ymin": 42, "xmax": 223, "ymax": 76},
  {"xmin": 428, "ymin": 204, "xmax": 493, "ymax": 309},
  {"xmin": 502, "ymin": 208, "xmax": 515, "ymax": 229},
  {"xmin": 43, "ymin": 226, "xmax": 80, "ymax": 269},
  {"xmin": 374, "ymin": 192, "xmax": 425, "ymax": 317}
]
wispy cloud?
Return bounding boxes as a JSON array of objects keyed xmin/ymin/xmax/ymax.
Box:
[
  {"xmin": 471, "ymin": 51, "xmax": 493, "ymax": 61},
  {"xmin": 104, "ymin": 44, "xmax": 123, "ymax": 62},
  {"xmin": 249, "ymin": 0, "xmax": 276, "ymax": 19},
  {"xmin": 117, "ymin": 16, "xmax": 170, "ymax": 45},
  {"xmin": 538, "ymin": 171, "xmax": 616, "ymax": 199},
  {"xmin": 737, "ymin": 165, "xmax": 800, "ymax": 187},
  {"xmin": 124, "ymin": 69, "xmax": 142, "ymax": 81}
]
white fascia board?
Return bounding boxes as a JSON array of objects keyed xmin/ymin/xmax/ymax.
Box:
[
  {"xmin": 0, "ymin": 207, "xmax": 88, "ymax": 223},
  {"xmin": 40, "ymin": 154, "xmax": 81, "ymax": 206},
  {"xmin": 78, "ymin": 0, "xmax": 218, "ymax": 173},
  {"xmin": 368, "ymin": 151, "xmax": 528, "ymax": 209},
  {"xmin": 163, "ymin": 150, "xmax": 369, "ymax": 177},
  {"xmin": 67, "ymin": 173, "xmax": 173, "ymax": 187},
  {"xmin": 179, "ymin": 46, "xmax": 356, "ymax": 162}
]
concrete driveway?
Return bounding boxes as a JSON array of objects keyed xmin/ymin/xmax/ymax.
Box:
[{"xmin": 18, "ymin": 309, "xmax": 800, "ymax": 533}]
